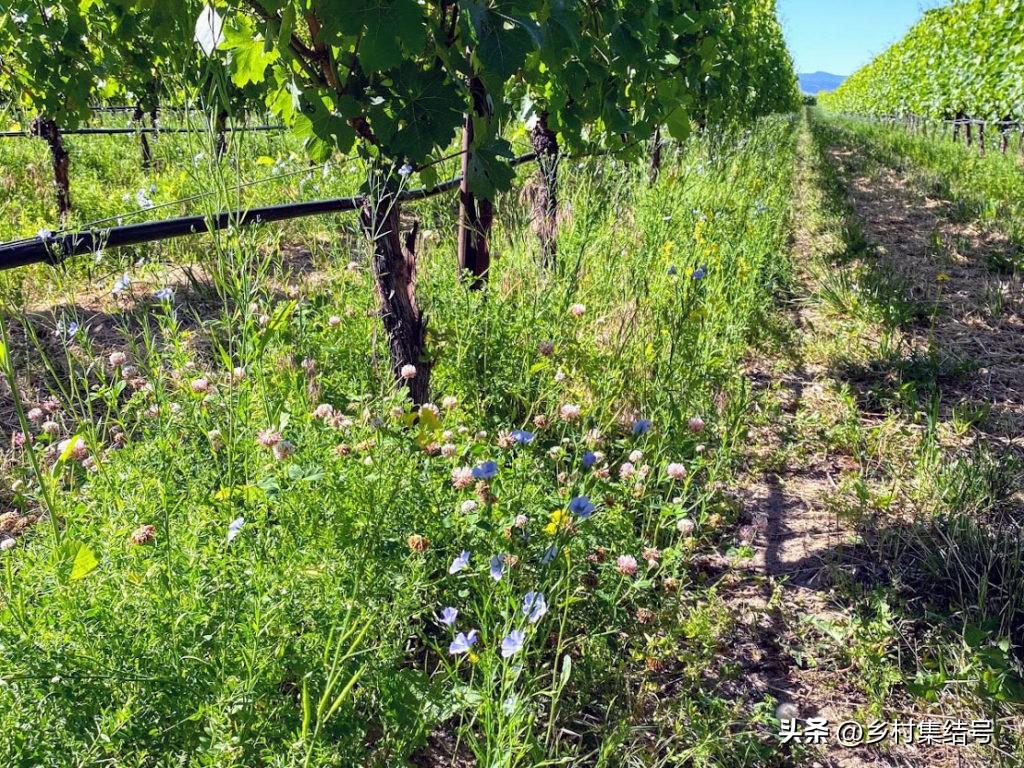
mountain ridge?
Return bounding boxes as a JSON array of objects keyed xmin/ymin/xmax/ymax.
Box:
[{"xmin": 799, "ymin": 71, "xmax": 845, "ymax": 94}]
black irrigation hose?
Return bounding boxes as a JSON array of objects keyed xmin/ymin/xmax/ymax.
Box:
[
  {"xmin": 0, "ymin": 153, "xmax": 538, "ymax": 270},
  {"xmin": 88, "ymin": 105, "xmax": 194, "ymax": 113},
  {"xmin": 0, "ymin": 125, "xmax": 286, "ymax": 138}
]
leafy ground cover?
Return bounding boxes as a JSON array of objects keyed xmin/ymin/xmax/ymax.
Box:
[
  {"xmin": 0, "ymin": 117, "xmax": 802, "ymax": 766},
  {"xmin": 3, "ymin": 103, "xmax": 1023, "ymax": 767}
]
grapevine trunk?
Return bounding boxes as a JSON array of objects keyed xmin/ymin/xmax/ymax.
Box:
[
  {"xmin": 457, "ymin": 76, "xmax": 493, "ymax": 289},
  {"xmin": 360, "ymin": 185, "xmax": 430, "ymax": 404},
  {"xmin": 649, "ymin": 127, "xmax": 663, "ymax": 185},
  {"xmin": 31, "ymin": 117, "xmax": 71, "ymax": 225},
  {"xmin": 530, "ymin": 111, "xmax": 559, "ymax": 268}
]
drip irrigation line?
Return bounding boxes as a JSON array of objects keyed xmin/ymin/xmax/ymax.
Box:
[
  {"xmin": 0, "ymin": 124, "xmax": 286, "ymax": 138},
  {"xmin": 88, "ymin": 105, "xmax": 195, "ymax": 113},
  {"xmin": 0, "ymin": 153, "xmax": 537, "ymax": 270}
]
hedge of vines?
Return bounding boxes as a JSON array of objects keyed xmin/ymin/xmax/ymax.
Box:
[{"xmin": 819, "ymin": 0, "xmax": 1024, "ymax": 121}]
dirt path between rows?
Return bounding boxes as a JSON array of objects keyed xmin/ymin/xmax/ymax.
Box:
[
  {"xmin": 715, "ymin": 118, "xmax": 1016, "ymax": 767},
  {"xmin": 829, "ymin": 146, "xmax": 1024, "ymax": 442}
]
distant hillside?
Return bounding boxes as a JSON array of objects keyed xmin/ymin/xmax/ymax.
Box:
[{"xmin": 799, "ymin": 71, "xmax": 845, "ymax": 95}]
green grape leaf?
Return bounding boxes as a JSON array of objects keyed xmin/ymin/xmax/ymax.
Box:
[{"xmin": 466, "ymin": 137, "xmax": 515, "ymax": 199}]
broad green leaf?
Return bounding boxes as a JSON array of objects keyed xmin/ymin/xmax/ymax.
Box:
[{"xmin": 69, "ymin": 542, "xmax": 99, "ymax": 581}]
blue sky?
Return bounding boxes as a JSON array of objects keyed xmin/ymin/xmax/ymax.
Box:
[{"xmin": 778, "ymin": 0, "xmax": 948, "ymax": 76}]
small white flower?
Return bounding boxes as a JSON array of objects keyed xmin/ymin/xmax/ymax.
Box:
[
  {"xmin": 400, "ymin": 364, "xmax": 417, "ymax": 380},
  {"xmin": 37, "ymin": 228, "xmax": 52, "ymax": 240},
  {"xmin": 676, "ymin": 517, "xmax": 695, "ymax": 536}
]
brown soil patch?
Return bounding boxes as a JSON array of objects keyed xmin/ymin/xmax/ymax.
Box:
[{"xmin": 830, "ymin": 147, "xmax": 1024, "ymax": 442}]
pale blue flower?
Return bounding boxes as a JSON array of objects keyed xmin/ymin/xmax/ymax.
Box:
[
  {"xmin": 112, "ymin": 274, "xmax": 132, "ymax": 296},
  {"xmin": 449, "ymin": 550, "xmax": 471, "ymax": 575},
  {"xmin": 522, "ymin": 591, "xmax": 547, "ymax": 623},
  {"xmin": 449, "ymin": 629, "xmax": 478, "ymax": 655},
  {"xmin": 437, "ymin": 606, "xmax": 458, "ymax": 626},
  {"xmin": 154, "ymin": 287, "xmax": 174, "ymax": 301},
  {"xmin": 398, "ymin": 163, "xmax": 414, "ymax": 177},
  {"xmin": 541, "ymin": 545, "xmax": 557, "ymax": 564},
  {"xmin": 227, "ymin": 515, "xmax": 245, "ymax": 542},
  {"xmin": 501, "ymin": 629, "xmax": 525, "ymax": 658},
  {"xmin": 489, "ymin": 554, "xmax": 506, "ymax": 581}
]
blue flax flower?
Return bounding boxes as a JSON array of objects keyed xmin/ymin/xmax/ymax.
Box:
[
  {"xmin": 632, "ymin": 419, "xmax": 651, "ymax": 435},
  {"xmin": 489, "ymin": 554, "xmax": 506, "ymax": 581},
  {"xmin": 510, "ymin": 429, "xmax": 535, "ymax": 445},
  {"xmin": 522, "ymin": 591, "xmax": 548, "ymax": 623},
  {"xmin": 472, "ymin": 460, "xmax": 498, "ymax": 480},
  {"xmin": 568, "ymin": 495, "xmax": 595, "ymax": 519},
  {"xmin": 449, "ymin": 630, "xmax": 478, "ymax": 655},
  {"xmin": 437, "ymin": 607, "xmax": 458, "ymax": 626},
  {"xmin": 501, "ymin": 630, "xmax": 525, "ymax": 658},
  {"xmin": 449, "ymin": 550, "xmax": 471, "ymax": 574}
]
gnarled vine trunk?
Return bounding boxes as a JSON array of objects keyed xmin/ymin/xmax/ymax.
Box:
[
  {"xmin": 648, "ymin": 127, "xmax": 663, "ymax": 185},
  {"xmin": 30, "ymin": 117, "xmax": 71, "ymax": 225},
  {"xmin": 360, "ymin": 183, "xmax": 430, "ymax": 403},
  {"xmin": 457, "ymin": 75, "xmax": 493, "ymax": 289},
  {"xmin": 530, "ymin": 111, "xmax": 559, "ymax": 268}
]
